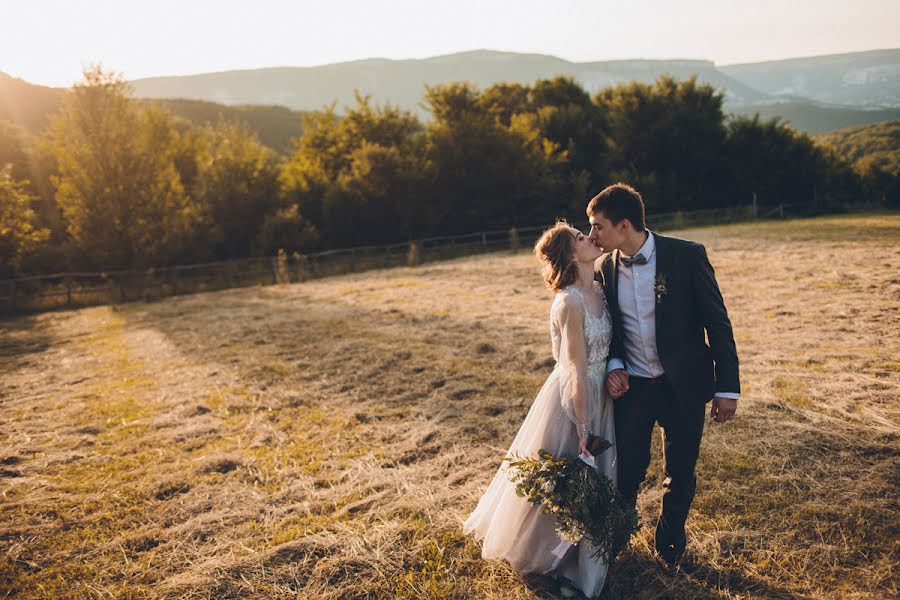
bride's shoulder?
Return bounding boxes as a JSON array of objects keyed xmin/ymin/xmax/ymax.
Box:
[{"xmin": 551, "ymin": 286, "xmax": 585, "ymax": 314}]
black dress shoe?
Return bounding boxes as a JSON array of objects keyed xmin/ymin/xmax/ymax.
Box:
[{"xmin": 655, "ymin": 545, "xmax": 683, "ymax": 570}]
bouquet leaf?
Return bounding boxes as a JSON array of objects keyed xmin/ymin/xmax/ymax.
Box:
[{"xmin": 506, "ymin": 436, "xmax": 639, "ymax": 562}]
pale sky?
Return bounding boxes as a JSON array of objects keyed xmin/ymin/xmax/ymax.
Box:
[{"xmin": 3, "ymin": 0, "xmax": 899, "ymax": 87}]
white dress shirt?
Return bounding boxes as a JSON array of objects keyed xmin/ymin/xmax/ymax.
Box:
[{"xmin": 608, "ymin": 232, "xmax": 739, "ymax": 400}]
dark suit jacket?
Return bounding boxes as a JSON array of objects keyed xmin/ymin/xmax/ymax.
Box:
[{"xmin": 596, "ymin": 232, "xmax": 740, "ymax": 409}]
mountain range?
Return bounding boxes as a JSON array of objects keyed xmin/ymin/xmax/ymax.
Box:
[
  {"xmin": 128, "ymin": 48, "xmax": 899, "ymax": 116},
  {"xmin": 130, "ymin": 48, "xmax": 900, "ymax": 111},
  {"xmin": 2, "ymin": 49, "xmax": 899, "ymax": 152}
]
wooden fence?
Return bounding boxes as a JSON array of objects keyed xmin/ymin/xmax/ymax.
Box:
[{"xmin": 0, "ymin": 202, "xmax": 841, "ymax": 315}]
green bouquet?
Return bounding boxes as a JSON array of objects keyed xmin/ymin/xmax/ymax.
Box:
[{"xmin": 506, "ymin": 436, "xmax": 639, "ymax": 562}]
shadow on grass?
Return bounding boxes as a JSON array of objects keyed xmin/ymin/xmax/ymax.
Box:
[
  {"xmin": 0, "ymin": 313, "xmax": 54, "ymax": 368},
  {"xmin": 598, "ymin": 548, "xmax": 814, "ymax": 600}
]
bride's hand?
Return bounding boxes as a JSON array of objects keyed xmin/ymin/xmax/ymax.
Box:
[
  {"xmin": 578, "ymin": 436, "xmax": 590, "ymax": 457},
  {"xmin": 607, "ymin": 369, "xmax": 629, "ymax": 399}
]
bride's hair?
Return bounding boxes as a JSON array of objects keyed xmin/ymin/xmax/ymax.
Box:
[{"xmin": 534, "ymin": 220, "xmax": 578, "ymax": 292}]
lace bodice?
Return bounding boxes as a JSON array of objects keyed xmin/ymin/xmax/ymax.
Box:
[{"xmin": 550, "ymin": 283, "xmax": 613, "ymax": 369}]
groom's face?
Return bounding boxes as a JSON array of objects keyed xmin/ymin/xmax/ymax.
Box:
[{"xmin": 588, "ymin": 212, "xmax": 626, "ymax": 251}]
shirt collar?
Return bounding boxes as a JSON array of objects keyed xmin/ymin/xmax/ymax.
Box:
[{"xmin": 620, "ymin": 230, "xmax": 655, "ymax": 261}]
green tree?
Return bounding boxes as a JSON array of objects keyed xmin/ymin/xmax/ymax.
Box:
[
  {"xmin": 281, "ymin": 95, "xmax": 428, "ymax": 247},
  {"xmin": 45, "ymin": 67, "xmax": 200, "ymax": 269},
  {"xmin": 195, "ymin": 119, "xmax": 281, "ymax": 259},
  {"xmin": 0, "ymin": 121, "xmax": 30, "ymax": 182},
  {"xmin": 814, "ymin": 120, "xmax": 899, "ymax": 206},
  {"xmin": 325, "ymin": 141, "xmax": 429, "ymax": 244},
  {"xmin": 595, "ymin": 75, "xmax": 728, "ymax": 211},
  {"xmin": 723, "ymin": 114, "xmax": 856, "ymax": 209},
  {"xmin": 255, "ymin": 203, "xmax": 320, "ymax": 255},
  {"xmin": 530, "ymin": 77, "xmax": 608, "ymax": 177},
  {"xmin": 480, "ymin": 82, "xmax": 531, "ymax": 126},
  {"xmin": 279, "ymin": 106, "xmax": 344, "ymax": 230},
  {"xmin": 0, "ymin": 167, "xmax": 49, "ymax": 277},
  {"xmin": 424, "ymin": 82, "xmax": 561, "ymax": 232}
]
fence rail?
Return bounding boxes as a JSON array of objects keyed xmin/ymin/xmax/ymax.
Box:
[{"xmin": 0, "ymin": 201, "xmax": 873, "ymax": 315}]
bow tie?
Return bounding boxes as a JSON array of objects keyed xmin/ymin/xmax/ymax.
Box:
[{"xmin": 620, "ymin": 253, "xmax": 647, "ymax": 267}]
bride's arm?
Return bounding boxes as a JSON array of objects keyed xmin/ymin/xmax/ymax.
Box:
[{"xmin": 557, "ymin": 294, "xmax": 591, "ymax": 450}]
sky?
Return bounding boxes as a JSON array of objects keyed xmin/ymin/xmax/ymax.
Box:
[{"xmin": 3, "ymin": 0, "xmax": 899, "ymax": 87}]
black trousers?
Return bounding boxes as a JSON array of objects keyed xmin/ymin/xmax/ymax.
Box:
[{"xmin": 614, "ymin": 375, "xmax": 706, "ymax": 556}]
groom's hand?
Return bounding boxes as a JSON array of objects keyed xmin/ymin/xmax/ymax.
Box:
[
  {"xmin": 607, "ymin": 369, "xmax": 629, "ymax": 399},
  {"xmin": 710, "ymin": 396, "xmax": 737, "ymax": 422}
]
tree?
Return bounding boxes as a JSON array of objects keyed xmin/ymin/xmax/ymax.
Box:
[
  {"xmin": 255, "ymin": 203, "xmax": 320, "ymax": 255},
  {"xmin": 195, "ymin": 119, "xmax": 281, "ymax": 259},
  {"xmin": 279, "ymin": 106, "xmax": 345, "ymax": 234},
  {"xmin": 45, "ymin": 67, "xmax": 200, "ymax": 269},
  {"xmin": 324, "ymin": 142, "xmax": 429, "ymax": 244},
  {"xmin": 595, "ymin": 75, "xmax": 728, "ymax": 211},
  {"xmin": 723, "ymin": 114, "xmax": 855, "ymax": 209},
  {"xmin": 424, "ymin": 82, "xmax": 561, "ymax": 232},
  {"xmin": 480, "ymin": 82, "xmax": 531, "ymax": 126},
  {"xmin": 281, "ymin": 94, "xmax": 428, "ymax": 247},
  {"xmin": 0, "ymin": 121, "xmax": 30, "ymax": 182},
  {"xmin": 0, "ymin": 167, "xmax": 49, "ymax": 277}
]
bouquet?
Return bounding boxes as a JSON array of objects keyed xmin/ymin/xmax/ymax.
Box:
[{"xmin": 506, "ymin": 436, "xmax": 639, "ymax": 562}]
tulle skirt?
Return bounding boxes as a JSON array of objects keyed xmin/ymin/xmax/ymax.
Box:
[{"xmin": 463, "ymin": 365, "xmax": 616, "ymax": 598}]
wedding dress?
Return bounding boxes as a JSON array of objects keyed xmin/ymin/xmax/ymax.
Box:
[{"xmin": 463, "ymin": 281, "xmax": 617, "ymax": 598}]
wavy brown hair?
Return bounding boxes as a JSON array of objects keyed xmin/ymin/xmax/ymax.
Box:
[{"xmin": 533, "ymin": 220, "xmax": 578, "ymax": 292}]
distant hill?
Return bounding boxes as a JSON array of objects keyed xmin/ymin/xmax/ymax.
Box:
[
  {"xmin": 0, "ymin": 72, "xmax": 65, "ymax": 134},
  {"xmin": 129, "ymin": 49, "xmax": 770, "ymax": 114},
  {"xmin": 721, "ymin": 49, "xmax": 900, "ymax": 108},
  {"xmin": 0, "ymin": 73, "xmax": 306, "ymax": 154},
  {"xmin": 728, "ymin": 102, "xmax": 900, "ymax": 135},
  {"xmin": 129, "ymin": 48, "xmax": 900, "ymax": 115},
  {"xmin": 813, "ymin": 120, "xmax": 900, "ymax": 175},
  {"xmin": 140, "ymin": 99, "xmax": 306, "ymax": 155}
]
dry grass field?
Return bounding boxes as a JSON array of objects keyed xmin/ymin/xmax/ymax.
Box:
[{"xmin": 1, "ymin": 213, "xmax": 898, "ymax": 599}]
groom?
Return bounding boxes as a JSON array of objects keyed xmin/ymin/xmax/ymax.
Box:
[{"xmin": 587, "ymin": 183, "xmax": 740, "ymax": 567}]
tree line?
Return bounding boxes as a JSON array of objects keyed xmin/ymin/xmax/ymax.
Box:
[{"xmin": 1, "ymin": 67, "xmax": 895, "ymax": 278}]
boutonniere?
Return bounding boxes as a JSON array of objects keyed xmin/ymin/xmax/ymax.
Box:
[{"xmin": 654, "ymin": 273, "xmax": 668, "ymax": 304}]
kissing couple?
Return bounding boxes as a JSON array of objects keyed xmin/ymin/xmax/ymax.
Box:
[{"xmin": 463, "ymin": 183, "xmax": 741, "ymax": 597}]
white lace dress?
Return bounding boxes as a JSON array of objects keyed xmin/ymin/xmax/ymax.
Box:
[{"xmin": 463, "ymin": 282, "xmax": 617, "ymax": 598}]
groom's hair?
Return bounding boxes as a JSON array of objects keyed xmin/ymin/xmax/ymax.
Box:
[{"xmin": 586, "ymin": 183, "xmax": 646, "ymax": 231}]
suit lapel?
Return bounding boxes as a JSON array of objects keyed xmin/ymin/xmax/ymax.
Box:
[
  {"xmin": 609, "ymin": 249, "xmax": 619, "ymax": 303},
  {"xmin": 652, "ymin": 232, "xmax": 672, "ymax": 339},
  {"xmin": 596, "ymin": 250, "xmax": 620, "ymax": 320}
]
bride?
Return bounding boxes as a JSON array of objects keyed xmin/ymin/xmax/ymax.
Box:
[{"xmin": 463, "ymin": 220, "xmax": 617, "ymax": 598}]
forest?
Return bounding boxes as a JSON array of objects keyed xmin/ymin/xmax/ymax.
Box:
[{"xmin": 1, "ymin": 67, "xmax": 896, "ymax": 278}]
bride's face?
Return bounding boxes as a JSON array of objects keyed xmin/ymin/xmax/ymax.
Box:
[{"xmin": 567, "ymin": 226, "xmax": 603, "ymax": 264}]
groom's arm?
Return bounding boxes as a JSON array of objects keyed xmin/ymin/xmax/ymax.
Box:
[{"xmin": 690, "ymin": 244, "xmax": 740, "ymax": 396}]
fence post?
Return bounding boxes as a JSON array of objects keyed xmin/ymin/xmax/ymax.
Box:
[
  {"xmin": 9, "ymin": 281, "xmax": 15, "ymax": 312},
  {"xmin": 481, "ymin": 232, "xmax": 487, "ymax": 249},
  {"xmin": 752, "ymin": 193, "xmax": 758, "ymax": 219},
  {"xmin": 508, "ymin": 227, "xmax": 520, "ymax": 252},
  {"xmin": 171, "ymin": 269, "xmax": 178, "ymax": 295},
  {"xmin": 350, "ymin": 249, "xmax": 357, "ymax": 272},
  {"xmin": 779, "ymin": 204, "xmax": 784, "ymax": 218},
  {"xmin": 407, "ymin": 242, "xmax": 422, "ymax": 267},
  {"xmin": 270, "ymin": 257, "xmax": 278, "ymax": 284},
  {"xmin": 65, "ymin": 276, "xmax": 73, "ymax": 307},
  {"xmin": 225, "ymin": 260, "xmax": 235, "ymax": 288}
]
